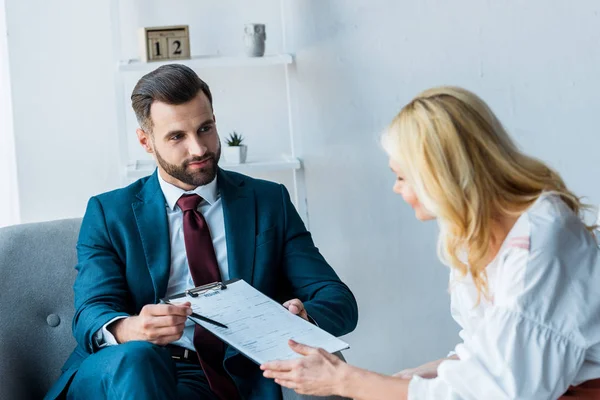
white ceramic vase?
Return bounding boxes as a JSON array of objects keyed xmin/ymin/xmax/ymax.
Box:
[{"xmin": 244, "ymin": 23, "xmax": 266, "ymax": 57}]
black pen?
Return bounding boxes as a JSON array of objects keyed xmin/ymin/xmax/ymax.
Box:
[
  {"xmin": 189, "ymin": 311, "xmax": 228, "ymax": 329},
  {"xmin": 163, "ymin": 300, "xmax": 228, "ymax": 329}
]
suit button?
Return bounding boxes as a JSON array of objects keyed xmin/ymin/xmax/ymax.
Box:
[{"xmin": 47, "ymin": 314, "xmax": 61, "ymax": 327}]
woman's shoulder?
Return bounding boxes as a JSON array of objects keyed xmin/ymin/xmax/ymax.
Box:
[
  {"xmin": 500, "ymin": 193, "xmax": 592, "ymax": 260},
  {"xmin": 527, "ymin": 193, "xmax": 588, "ymax": 246},
  {"xmin": 493, "ymin": 194, "xmax": 600, "ymax": 338}
]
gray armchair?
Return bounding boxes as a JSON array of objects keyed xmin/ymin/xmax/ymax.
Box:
[{"xmin": 0, "ymin": 219, "xmax": 346, "ymax": 400}]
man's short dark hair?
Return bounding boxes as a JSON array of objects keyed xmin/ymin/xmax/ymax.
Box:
[{"xmin": 131, "ymin": 64, "xmax": 213, "ymax": 133}]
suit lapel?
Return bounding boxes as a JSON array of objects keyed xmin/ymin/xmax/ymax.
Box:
[
  {"xmin": 132, "ymin": 172, "xmax": 171, "ymax": 302},
  {"xmin": 219, "ymin": 169, "xmax": 256, "ymax": 285}
]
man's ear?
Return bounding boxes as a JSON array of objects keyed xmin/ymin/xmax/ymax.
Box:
[{"xmin": 136, "ymin": 128, "xmax": 153, "ymax": 154}]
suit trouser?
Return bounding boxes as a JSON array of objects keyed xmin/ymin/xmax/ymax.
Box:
[{"xmin": 66, "ymin": 341, "xmax": 218, "ymax": 400}]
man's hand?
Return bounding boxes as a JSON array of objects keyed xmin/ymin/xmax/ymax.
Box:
[
  {"xmin": 283, "ymin": 298, "xmax": 309, "ymax": 321},
  {"xmin": 109, "ymin": 302, "xmax": 192, "ymax": 345}
]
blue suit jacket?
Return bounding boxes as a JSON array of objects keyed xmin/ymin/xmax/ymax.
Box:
[{"xmin": 45, "ymin": 169, "xmax": 358, "ymax": 400}]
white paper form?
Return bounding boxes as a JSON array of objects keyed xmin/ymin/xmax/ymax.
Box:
[{"xmin": 168, "ymin": 279, "xmax": 349, "ymax": 365}]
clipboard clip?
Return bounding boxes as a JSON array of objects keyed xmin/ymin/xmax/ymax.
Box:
[{"xmin": 185, "ymin": 281, "xmax": 227, "ymax": 298}]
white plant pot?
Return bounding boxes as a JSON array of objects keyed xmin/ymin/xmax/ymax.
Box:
[{"xmin": 224, "ymin": 145, "xmax": 247, "ymax": 164}]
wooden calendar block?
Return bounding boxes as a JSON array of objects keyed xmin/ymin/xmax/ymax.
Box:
[{"xmin": 138, "ymin": 25, "xmax": 191, "ymax": 62}]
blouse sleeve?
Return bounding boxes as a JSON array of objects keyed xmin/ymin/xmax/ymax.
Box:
[
  {"xmin": 447, "ymin": 269, "xmax": 469, "ymax": 358},
  {"xmin": 409, "ymin": 249, "xmax": 587, "ymax": 399}
]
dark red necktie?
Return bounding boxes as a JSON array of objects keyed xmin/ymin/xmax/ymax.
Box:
[{"xmin": 177, "ymin": 194, "xmax": 240, "ymax": 400}]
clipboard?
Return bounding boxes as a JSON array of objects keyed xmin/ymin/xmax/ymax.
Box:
[
  {"xmin": 161, "ymin": 279, "xmax": 350, "ymax": 365},
  {"xmin": 162, "ymin": 280, "xmax": 230, "ymax": 300}
]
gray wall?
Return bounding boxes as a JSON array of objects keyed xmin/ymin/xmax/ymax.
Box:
[{"xmin": 5, "ymin": 0, "xmax": 600, "ymax": 374}]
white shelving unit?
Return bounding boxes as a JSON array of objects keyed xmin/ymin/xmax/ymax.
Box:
[
  {"xmin": 126, "ymin": 156, "xmax": 301, "ymax": 180},
  {"xmin": 119, "ymin": 54, "xmax": 294, "ymax": 72},
  {"xmin": 109, "ymin": 1, "xmax": 309, "ymax": 226}
]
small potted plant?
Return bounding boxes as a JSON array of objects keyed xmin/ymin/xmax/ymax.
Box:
[{"xmin": 223, "ymin": 131, "xmax": 247, "ymax": 164}]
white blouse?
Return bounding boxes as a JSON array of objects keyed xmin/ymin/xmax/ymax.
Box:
[{"xmin": 409, "ymin": 194, "xmax": 600, "ymax": 400}]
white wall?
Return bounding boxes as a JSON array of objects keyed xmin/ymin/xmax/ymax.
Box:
[
  {"xmin": 5, "ymin": 0, "xmax": 600, "ymax": 374},
  {"xmin": 5, "ymin": 0, "xmax": 120, "ymax": 223},
  {"xmin": 0, "ymin": 0, "xmax": 19, "ymax": 227},
  {"xmin": 285, "ymin": 1, "xmax": 600, "ymax": 374}
]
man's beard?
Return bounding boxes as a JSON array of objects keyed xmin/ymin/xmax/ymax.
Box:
[{"xmin": 155, "ymin": 144, "xmax": 221, "ymax": 187}]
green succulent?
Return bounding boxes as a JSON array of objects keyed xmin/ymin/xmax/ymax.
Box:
[{"xmin": 226, "ymin": 131, "xmax": 244, "ymax": 146}]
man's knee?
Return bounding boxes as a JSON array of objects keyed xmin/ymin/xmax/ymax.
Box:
[
  {"xmin": 77, "ymin": 341, "xmax": 172, "ymax": 380},
  {"xmin": 107, "ymin": 341, "xmax": 172, "ymax": 367},
  {"xmin": 69, "ymin": 342, "xmax": 175, "ymax": 399}
]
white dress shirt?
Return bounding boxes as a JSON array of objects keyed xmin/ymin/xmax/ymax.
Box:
[
  {"xmin": 408, "ymin": 193, "xmax": 600, "ymax": 399},
  {"xmin": 95, "ymin": 173, "xmax": 229, "ymax": 351}
]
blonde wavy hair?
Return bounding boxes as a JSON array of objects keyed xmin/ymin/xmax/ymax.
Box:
[{"xmin": 382, "ymin": 86, "xmax": 596, "ymax": 301}]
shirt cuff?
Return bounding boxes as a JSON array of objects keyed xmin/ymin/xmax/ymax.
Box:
[
  {"xmin": 94, "ymin": 316, "xmax": 128, "ymax": 349},
  {"xmin": 408, "ymin": 375, "xmax": 454, "ymax": 400}
]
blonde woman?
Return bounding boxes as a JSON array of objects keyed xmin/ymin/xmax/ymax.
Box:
[{"xmin": 261, "ymin": 87, "xmax": 600, "ymax": 399}]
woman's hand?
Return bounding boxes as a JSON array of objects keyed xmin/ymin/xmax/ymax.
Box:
[
  {"xmin": 393, "ymin": 356, "xmax": 457, "ymax": 379},
  {"xmin": 260, "ymin": 339, "xmax": 349, "ymax": 396}
]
